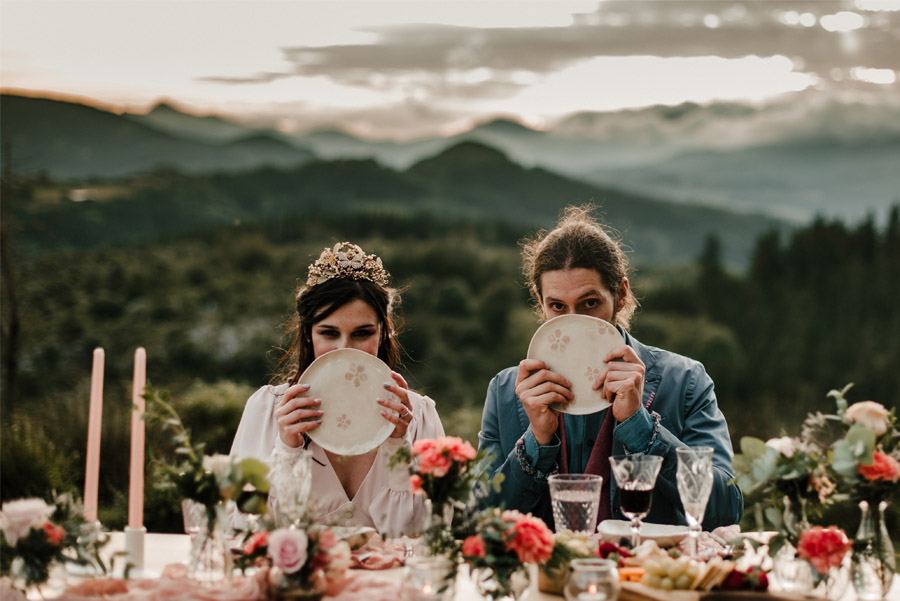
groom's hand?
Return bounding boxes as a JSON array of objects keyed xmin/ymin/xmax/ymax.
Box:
[{"xmin": 515, "ymin": 359, "xmax": 573, "ymax": 444}]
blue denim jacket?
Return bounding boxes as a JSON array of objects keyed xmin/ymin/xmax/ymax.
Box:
[{"xmin": 477, "ymin": 330, "xmax": 743, "ymax": 530}]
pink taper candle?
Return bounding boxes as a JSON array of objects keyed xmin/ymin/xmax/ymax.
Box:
[
  {"xmin": 83, "ymin": 348, "xmax": 105, "ymax": 523},
  {"xmin": 128, "ymin": 347, "xmax": 147, "ymax": 529}
]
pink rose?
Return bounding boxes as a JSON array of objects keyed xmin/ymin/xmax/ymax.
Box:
[
  {"xmin": 798, "ymin": 526, "xmax": 851, "ymax": 574},
  {"xmin": 502, "ymin": 510, "xmax": 554, "ymax": 564},
  {"xmin": 462, "ymin": 535, "xmax": 486, "ymax": 558},
  {"xmin": 416, "ymin": 447, "xmax": 452, "ymax": 477},
  {"xmin": 268, "ymin": 528, "xmax": 308, "ymax": 574},
  {"xmin": 412, "ymin": 439, "xmax": 437, "ymax": 455},
  {"xmin": 0, "ymin": 498, "xmax": 54, "ymax": 546},
  {"xmin": 412, "ymin": 437, "xmax": 476, "ymax": 477},
  {"xmin": 443, "ymin": 437, "xmax": 477, "ymax": 462},
  {"xmin": 410, "ymin": 475, "xmax": 424, "ymax": 494},
  {"xmin": 858, "ymin": 451, "xmax": 900, "ymax": 483}
]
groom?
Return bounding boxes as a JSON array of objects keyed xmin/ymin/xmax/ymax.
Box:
[{"xmin": 477, "ymin": 207, "xmax": 742, "ymax": 530}]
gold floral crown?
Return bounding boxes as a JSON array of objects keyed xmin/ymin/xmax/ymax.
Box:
[{"xmin": 305, "ymin": 242, "xmax": 390, "ymax": 288}]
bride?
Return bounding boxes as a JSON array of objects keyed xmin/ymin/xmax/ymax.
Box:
[{"xmin": 231, "ymin": 242, "xmax": 444, "ymax": 535}]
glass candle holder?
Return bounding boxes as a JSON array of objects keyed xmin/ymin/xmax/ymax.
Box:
[
  {"xmin": 564, "ymin": 558, "xmax": 620, "ymax": 601},
  {"xmin": 403, "ymin": 556, "xmax": 456, "ymax": 601}
]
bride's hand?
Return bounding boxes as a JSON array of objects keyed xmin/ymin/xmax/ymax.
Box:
[
  {"xmin": 378, "ymin": 371, "xmax": 414, "ymax": 439},
  {"xmin": 274, "ymin": 383, "xmax": 323, "ymax": 448}
]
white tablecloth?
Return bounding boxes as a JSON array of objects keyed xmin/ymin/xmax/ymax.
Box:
[{"xmin": 100, "ymin": 532, "xmax": 899, "ymax": 601}]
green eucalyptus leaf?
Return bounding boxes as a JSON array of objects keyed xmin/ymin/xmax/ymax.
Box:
[
  {"xmin": 751, "ymin": 448, "xmax": 778, "ymax": 483},
  {"xmin": 764, "ymin": 506, "xmax": 783, "ymax": 530},
  {"xmin": 237, "ymin": 458, "xmax": 270, "ymax": 492},
  {"xmin": 768, "ymin": 535, "xmax": 786, "ymax": 559},
  {"xmin": 845, "ymin": 424, "xmax": 876, "ymax": 464},
  {"xmin": 741, "ymin": 437, "xmax": 768, "ymax": 459},
  {"xmin": 831, "ymin": 439, "xmax": 860, "ymax": 479},
  {"xmin": 735, "ymin": 474, "xmax": 759, "ymax": 495},
  {"xmin": 732, "ymin": 454, "xmax": 752, "ymax": 477}
]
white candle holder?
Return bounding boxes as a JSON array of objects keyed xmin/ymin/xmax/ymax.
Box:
[{"xmin": 124, "ymin": 526, "xmax": 146, "ymax": 576}]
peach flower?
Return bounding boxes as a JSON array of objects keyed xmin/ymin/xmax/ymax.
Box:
[
  {"xmin": 416, "ymin": 447, "xmax": 452, "ymax": 477},
  {"xmin": 410, "ymin": 475, "xmax": 424, "ymax": 494},
  {"xmin": 502, "ymin": 510, "xmax": 554, "ymax": 564},
  {"xmin": 444, "ymin": 437, "xmax": 477, "ymax": 462},
  {"xmin": 845, "ymin": 401, "xmax": 890, "ymax": 437}
]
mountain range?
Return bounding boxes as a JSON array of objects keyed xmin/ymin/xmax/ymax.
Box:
[
  {"xmin": 5, "ymin": 91, "xmax": 895, "ymax": 224},
  {"xmin": 6, "ymin": 134, "xmax": 785, "ymax": 267},
  {"xmin": 0, "ymin": 94, "xmax": 313, "ymax": 179}
]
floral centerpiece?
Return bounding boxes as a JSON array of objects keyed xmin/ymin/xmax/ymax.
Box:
[
  {"xmin": 145, "ymin": 388, "xmax": 269, "ymax": 527},
  {"xmin": 145, "ymin": 388, "xmax": 269, "ymax": 582},
  {"xmin": 392, "ymin": 435, "xmax": 501, "ymax": 556},
  {"xmin": 734, "ymin": 383, "xmax": 897, "ymax": 596},
  {"xmin": 231, "ymin": 437, "xmax": 352, "ymax": 600},
  {"xmin": 234, "ymin": 526, "xmax": 351, "ymax": 601},
  {"xmin": 461, "ymin": 508, "xmax": 554, "ymax": 600},
  {"xmin": 0, "ymin": 493, "xmax": 107, "ymax": 593}
]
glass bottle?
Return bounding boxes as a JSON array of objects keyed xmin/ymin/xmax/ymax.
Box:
[{"xmin": 851, "ymin": 500, "xmax": 896, "ymax": 601}]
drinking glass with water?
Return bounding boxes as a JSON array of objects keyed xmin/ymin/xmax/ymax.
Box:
[{"xmin": 548, "ymin": 474, "xmax": 603, "ymax": 534}]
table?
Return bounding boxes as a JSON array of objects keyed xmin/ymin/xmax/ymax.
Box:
[{"xmin": 96, "ymin": 533, "xmax": 900, "ymax": 601}]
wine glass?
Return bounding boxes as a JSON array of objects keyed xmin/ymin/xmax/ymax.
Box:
[
  {"xmin": 609, "ymin": 454, "xmax": 662, "ymax": 548},
  {"xmin": 676, "ymin": 447, "xmax": 714, "ymax": 558}
]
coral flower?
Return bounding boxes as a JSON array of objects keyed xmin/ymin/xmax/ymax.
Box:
[
  {"xmin": 858, "ymin": 451, "xmax": 900, "ymax": 483},
  {"xmin": 798, "ymin": 526, "xmax": 851, "ymax": 574}
]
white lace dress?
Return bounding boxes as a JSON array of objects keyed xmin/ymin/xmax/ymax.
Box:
[{"xmin": 230, "ymin": 383, "xmax": 444, "ymax": 535}]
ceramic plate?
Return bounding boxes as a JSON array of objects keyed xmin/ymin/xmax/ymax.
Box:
[
  {"xmin": 526, "ymin": 314, "xmax": 625, "ymax": 415},
  {"xmin": 301, "ymin": 348, "xmax": 395, "ymax": 456},
  {"xmin": 598, "ymin": 520, "xmax": 689, "ymax": 547}
]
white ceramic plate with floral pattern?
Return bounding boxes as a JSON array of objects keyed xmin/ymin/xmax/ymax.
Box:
[
  {"xmin": 526, "ymin": 314, "xmax": 625, "ymax": 415},
  {"xmin": 598, "ymin": 520, "xmax": 689, "ymax": 547},
  {"xmin": 300, "ymin": 348, "xmax": 395, "ymax": 456}
]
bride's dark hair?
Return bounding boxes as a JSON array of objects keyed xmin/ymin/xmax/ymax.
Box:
[{"xmin": 275, "ymin": 277, "xmax": 402, "ymax": 385}]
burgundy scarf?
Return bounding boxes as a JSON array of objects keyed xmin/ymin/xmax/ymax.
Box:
[{"xmin": 557, "ymin": 410, "xmax": 614, "ymax": 523}]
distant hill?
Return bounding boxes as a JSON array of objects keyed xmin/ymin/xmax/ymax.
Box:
[
  {"xmin": 0, "ymin": 94, "xmax": 314, "ymax": 179},
  {"xmin": 126, "ymin": 101, "xmax": 253, "ymax": 143},
  {"xmin": 407, "ymin": 141, "xmax": 786, "ymax": 264},
  {"xmin": 7, "ymin": 91, "xmax": 897, "ymax": 223},
  {"xmin": 583, "ymin": 135, "xmax": 900, "ymax": 223},
  {"xmin": 8, "ymin": 139, "xmax": 786, "ymax": 267},
  {"xmin": 290, "ymin": 95, "xmax": 900, "ymax": 224}
]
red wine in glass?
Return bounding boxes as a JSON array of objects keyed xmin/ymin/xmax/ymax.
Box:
[{"xmin": 619, "ymin": 486, "xmax": 653, "ymax": 516}]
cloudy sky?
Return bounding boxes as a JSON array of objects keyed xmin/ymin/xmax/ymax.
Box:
[{"xmin": 2, "ymin": 0, "xmax": 899, "ymax": 138}]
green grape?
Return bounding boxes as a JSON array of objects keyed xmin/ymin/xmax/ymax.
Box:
[
  {"xmin": 666, "ymin": 559, "xmax": 683, "ymax": 579},
  {"xmin": 660, "ymin": 577, "xmax": 674, "ymax": 591},
  {"xmin": 675, "ymin": 574, "xmax": 692, "ymax": 590},
  {"xmin": 643, "ymin": 559, "xmax": 661, "ymax": 576}
]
